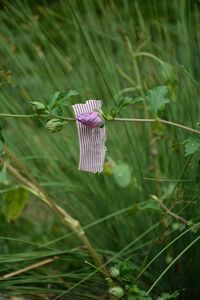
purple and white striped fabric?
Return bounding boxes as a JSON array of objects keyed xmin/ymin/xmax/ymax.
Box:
[{"xmin": 72, "ymin": 100, "xmax": 106, "ymax": 173}]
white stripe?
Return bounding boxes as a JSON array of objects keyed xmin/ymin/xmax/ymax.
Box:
[{"xmin": 72, "ymin": 100, "xmax": 106, "ymax": 173}]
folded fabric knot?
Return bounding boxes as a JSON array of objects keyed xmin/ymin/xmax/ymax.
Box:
[
  {"xmin": 72, "ymin": 100, "xmax": 106, "ymax": 173},
  {"xmin": 76, "ymin": 111, "xmax": 104, "ymax": 128}
]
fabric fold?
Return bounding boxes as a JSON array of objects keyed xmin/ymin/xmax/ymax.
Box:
[{"xmin": 72, "ymin": 100, "xmax": 106, "ymax": 173}]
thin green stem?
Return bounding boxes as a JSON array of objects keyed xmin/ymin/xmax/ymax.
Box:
[
  {"xmin": 113, "ymin": 118, "xmax": 200, "ymax": 135},
  {"xmin": 0, "ymin": 113, "xmax": 75, "ymax": 121},
  {"xmin": 0, "ymin": 113, "xmax": 199, "ymax": 134},
  {"xmin": 136, "ymin": 223, "xmax": 200, "ymax": 282},
  {"xmin": 0, "ymin": 113, "xmax": 38, "ymax": 118},
  {"xmin": 146, "ymin": 234, "xmax": 200, "ymax": 295},
  {"xmin": 51, "ymin": 115, "xmax": 75, "ymax": 121},
  {"xmin": 133, "ymin": 51, "xmax": 164, "ymax": 65}
]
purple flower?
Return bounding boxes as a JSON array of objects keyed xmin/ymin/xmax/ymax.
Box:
[{"xmin": 76, "ymin": 111, "xmax": 104, "ymax": 128}]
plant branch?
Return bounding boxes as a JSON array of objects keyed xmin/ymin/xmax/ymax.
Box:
[
  {"xmin": 1, "ymin": 151, "xmax": 106, "ymax": 274},
  {"xmin": 113, "ymin": 118, "xmax": 200, "ymax": 135},
  {"xmin": 1, "ymin": 258, "xmax": 56, "ymax": 280},
  {"xmin": 0, "ymin": 113, "xmax": 199, "ymax": 134},
  {"xmin": 151, "ymin": 195, "xmax": 189, "ymax": 225},
  {"xmin": 132, "ymin": 51, "xmax": 164, "ymax": 64},
  {"xmin": 144, "ymin": 177, "xmax": 193, "ymax": 182},
  {"xmin": 0, "ymin": 113, "xmax": 74, "ymax": 121},
  {"xmin": 0, "ymin": 113, "xmax": 38, "ymax": 118}
]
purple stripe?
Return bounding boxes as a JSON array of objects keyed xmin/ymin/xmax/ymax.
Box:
[{"xmin": 72, "ymin": 100, "xmax": 106, "ymax": 173}]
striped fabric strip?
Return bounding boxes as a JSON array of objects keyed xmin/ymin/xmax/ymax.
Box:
[{"xmin": 72, "ymin": 100, "xmax": 106, "ymax": 173}]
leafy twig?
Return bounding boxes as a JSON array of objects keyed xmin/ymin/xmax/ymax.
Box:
[{"xmin": 0, "ymin": 113, "xmax": 199, "ymax": 135}]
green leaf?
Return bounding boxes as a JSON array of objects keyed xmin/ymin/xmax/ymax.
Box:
[
  {"xmin": 146, "ymin": 85, "xmax": 170, "ymax": 116},
  {"xmin": 158, "ymin": 291, "xmax": 180, "ymax": 300},
  {"xmin": 48, "ymin": 90, "xmax": 79, "ymax": 111},
  {"xmin": 109, "ymin": 287, "xmax": 124, "ymax": 299},
  {"xmin": 160, "ymin": 63, "xmax": 175, "ymax": 82},
  {"xmin": 0, "ymin": 163, "xmax": 9, "ymax": 185},
  {"xmin": 128, "ymin": 285, "xmax": 152, "ymax": 299},
  {"xmin": 117, "ymin": 260, "xmax": 137, "ymax": 282},
  {"xmin": 48, "ymin": 91, "xmax": 63, "ymax": 111},
  {"xmin": 110, "ymin": 107, "xmax": 121, "ymax": 118},
  {"xmin": 110, "ymin": 96, "xmax": 144, "ymax": 118},
  {"xmin": 2, "ymin": 187, "xmax": 29, "ymax": 222},
  {"xmin": 66, "ymin": 90, "xmax": 79, "ymax": 98},
  {"xmin": 30, "ymin": 101, "xmax": 48, "ymax": 115},
  {"xmin": 45, "ymin": 118, "xmax": 65, "ymax": 133},
  {"xmin": 184, "ymin": 136, "xmax": 200, "ymax": 156},
  {"xmin": 118, "ymin": 96, "xmax": 144, "ymax": 108},
  {"xmin": 113, "ymin": 164, "xmax": 131, "ymax": 187}
]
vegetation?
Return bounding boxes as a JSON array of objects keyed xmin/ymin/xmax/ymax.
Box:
[{"xmin": 0, "ymin": 0, "xmax": 200, "ymax": 299}]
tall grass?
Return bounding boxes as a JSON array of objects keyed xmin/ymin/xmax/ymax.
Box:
[{"xmin": 0, "ymin": 0, "xmax": 200, "ymax": 299}]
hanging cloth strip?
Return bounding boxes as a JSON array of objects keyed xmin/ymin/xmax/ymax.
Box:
[{"xmin": 72, "ymin": 100, "xmax": 106, "ymax": 173}]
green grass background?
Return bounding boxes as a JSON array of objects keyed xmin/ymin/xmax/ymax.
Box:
[{"xmin": 0, "ymin": 0, "xmax": 200, "ymax": 299}]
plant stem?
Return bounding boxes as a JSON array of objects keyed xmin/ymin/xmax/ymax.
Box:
[
  {"xmin": 0, "ymin": 113, "xmax": 75, "ymax": 121},
  {"xmin": 0, "ymin": 113, "xmax": 38, "ymax": 118},
  {"xmin": 0, "ymin": 113, "xmax": 199, "ymax": 134},
  {"xmin": 1, "ymin": 258, "xmax": 56, "ymax": 280},
  {"xmin": 113, "ymin": 118, "xmax": 200, "ymax": 135},
  {"xmin": 0, "ymin": 152, "xmax": 106, "ymax": 274},
  {"xmin": 51, "ymin": 115, "xmax": 75, "ymax": 121},
  {"xmin": 152, "ymin": 196, "xmax": 189, "ymax": 225},
  {"xmin": 132, "ymin": 52, "xmax": 164, "ymax": 65}
]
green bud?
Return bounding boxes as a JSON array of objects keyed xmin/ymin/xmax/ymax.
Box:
[
  {"xmin": 31, "ymin": 101, "xmax": 48, "ymax": 115},
  {"xmin": 45, "ymin": 118, "xmax": 64, "ymax": 133},
  {"xmin": 110, "ymin": 267, "xmax": 120, "ymax": 278},
  {"xmin": 109, "ymin": 286, "xmax": 124, "ymax": 299},
  {"xmin": 105, "ymin": 277, "xmax": 113, "ymax": 285}
]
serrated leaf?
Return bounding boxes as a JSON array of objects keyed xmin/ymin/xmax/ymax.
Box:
[
  {"xmin": 118, "ymin": 260, "xmax": 137, "ymax": 282},
  {"xmin": 113, "ymin": 164, "xmax": 131, "ymax": 187},
  {"xmin": 48, "ymin": 91, "xmax": 64, "ymax": 110},
  {"xmin": 184, "ymin": 136, "xmax": 200, "ymax": 156},
  {"xmin": 118, "ymin": 96, "xmax": 144, "ymax": 108},
  {"xmin": 110, "ymin": 96, "xmax": 144, "ymax": 118},
  {"xmin": 66, "ymin": 90, "xmax": 79, "ymax": 98},
  {"xmin": 146, "ymin": 85, "xmax": 170, "ymax": 116},
  {"xmin": 2, "ymin": 187, "xmax": 29, "ymax": 222},
  {"xmin": 48, "ymin": 90, "xmax": 79, "ymax": 111},
  {"xmin": 110, "ymin": 107, "xmax": 121, "ymax": 118}
]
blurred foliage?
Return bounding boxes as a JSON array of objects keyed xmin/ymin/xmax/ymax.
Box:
[{"xmin": 0, "ymin": 0, "xmax": 200, "ymax": 299}]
